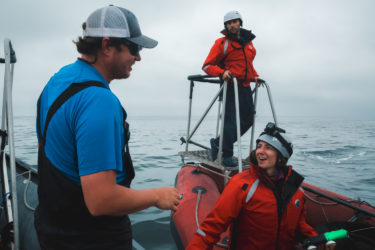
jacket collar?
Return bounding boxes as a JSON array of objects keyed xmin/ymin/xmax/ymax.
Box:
[
  {"xmin": 221, "ymin": 28, "xmax": 256, "ymax": 44},
  {"xmin": 249, "ymin": 160, "xmax": 304, "ymax": 215},
  {"xmin": 249, "ymin": 161, "xmax": 289, "ymax": 184},
  {"xmin": 249, "ymin": 159, "xmax": 304, "ymax": 191}
]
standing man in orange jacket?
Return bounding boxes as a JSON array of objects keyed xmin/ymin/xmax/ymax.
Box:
[{"xmin": 203, "ymin": 11, "xmax": 261, "ymax": 167}]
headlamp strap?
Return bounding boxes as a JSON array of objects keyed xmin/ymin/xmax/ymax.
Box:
[
  {"xmin": 259, "ymin": 130, "xmax": 293, "ymax": 157},
  {"xmin": 274, "ymin": 133, "xmax": 293, "ymax": 156}
]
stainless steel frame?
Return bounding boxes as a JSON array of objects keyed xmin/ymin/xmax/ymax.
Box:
[
  {"xmin": 180, "ymin": 74, "xmax": 278, "ymax": 177},
  {"xmin": 1, "ymin": 38, "xmax": 19, "ymax": 250}
]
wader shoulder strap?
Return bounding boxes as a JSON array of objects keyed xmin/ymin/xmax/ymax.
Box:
[{"xmin": 37, "ymin": 81, "xmax": 106, "ymax": 147}]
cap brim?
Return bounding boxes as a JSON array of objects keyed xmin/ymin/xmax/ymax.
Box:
[{"xmin": 128, "ymin": 35, "xmax": 158, "ymax": 48}]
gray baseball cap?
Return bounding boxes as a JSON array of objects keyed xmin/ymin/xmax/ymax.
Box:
[{"xmin": 83, "ymin": 5, "xmax": 158, "ymax": 48}]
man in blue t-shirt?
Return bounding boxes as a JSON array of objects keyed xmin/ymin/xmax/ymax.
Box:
[{"xmin": 35, "ymin": 5, "xmax": 180, "ymax": 249}]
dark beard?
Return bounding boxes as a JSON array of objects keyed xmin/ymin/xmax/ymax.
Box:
[
  {"xmin": 227, "ymin": 30, "xmax": 240, "ymax": 41},
  {"xmin": 229, "ymin": 28, "xmax": 240, "ymax": 36}
]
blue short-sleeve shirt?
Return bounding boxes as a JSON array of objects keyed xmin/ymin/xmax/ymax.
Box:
[{"xmin": 37, "ymin": 59, "xmax": 127, "ymax": 184}]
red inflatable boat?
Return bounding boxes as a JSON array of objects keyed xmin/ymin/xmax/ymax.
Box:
[
  {"xmin": 172, "ymin": 75, "xmax": 375, "ymax": 249},
  {"xmin": 171, "ymin": 163, "xmax": 375, "ymax": 249}
]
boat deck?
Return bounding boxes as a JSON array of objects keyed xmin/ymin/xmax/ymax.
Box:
[{"xmin": 179, "ymin": 149, "xmax": 250, "ymax": 171}]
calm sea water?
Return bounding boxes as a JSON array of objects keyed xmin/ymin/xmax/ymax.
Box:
[{"xmin": 12, "ymin": 115, "xmax": 375, "ymax": 249}]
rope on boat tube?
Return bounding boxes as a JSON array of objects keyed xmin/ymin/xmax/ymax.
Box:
[
  {"xmin": 23, "ymin": 171, "xmax": 35, "ymax": 211},
  {"xmin": 350, "ymin": 226, "xmax": 375, "ymax": 234},
  {"xmin": 304, "ymin": 192, "xmax": 338, "ymax": 206},
  {"xmin": 320, "ymin": 203, "xmax": 330, "ymax": 223},
  {"xmin": 304, "ymin": 188, "xmax": 340, "ymax": 223},
  {"xmin": 192, "ymin": 168, "xmax": 230, "ymax": 249},
  {"xmin": 195, "ymin": 190, "xmax": 202, "ymax": 229},
  {"xmin": 17, "ymin": 170, "xmax": 35, "ymax": 211},
  {"xmin": 194, "ymin": 189, "xmax": 229, "ymax": 249},
  {"xmin": 197, "ymin": 163, "xmax": 232, "ymax": 179},
  {"xmin": 303, "ymin": 189, "xmax": 375, "ymax": 224}
]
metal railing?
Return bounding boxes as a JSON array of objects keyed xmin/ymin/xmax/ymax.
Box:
[
  {"xmin": 1, "ymin": 38, "xmax": 19, "ymax": 250},
  {"xmin": 180, "ymin": 74, "xmax": 278, "ymax": 176}
]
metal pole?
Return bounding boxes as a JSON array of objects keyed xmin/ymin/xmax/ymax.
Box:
[
  {"xmin": 186, "ymin": 85, "xmax": 224, "ymax": 143},
  {"xmin": 264, "ymin": 82, "xmax": 278, "ymax": 126},
  {"xmin": 4, "ymin": 38, "xmax": 19, "ymax": 250},
  {"xmin": 0, "ymin": 40, "xmax": 12, "ymax": 243},
  {"xmin": 1, "ymin": 44, "xmax": 8, "ymax": 135},
  {"xmin": 218, "ymin": 82, "xmax": 227, "ymax": 164},
  {"xmin": 215, "ymin": 93, "xmax": 222, "ymax": 138},
  {"xmin": 0, "ymin": 52, "xmax": 12, "ymax": 231},
  {"xmin": 233, "ymin": 77, "xmax": 242, "ymax": 172},
  {"xmin": 1, "ymin": 154, "xmax": 13, "ymax": 221},
  {"xmin": 250, "ymin": 86, "xmax": 259, "ymax": 152},
  {"xmin": 0, "ymin": 43, "xmax": 11, "ymax": 226},
  {"xmin": 185, "ymin": 80, "xmax": 194, "ymax": 152}
]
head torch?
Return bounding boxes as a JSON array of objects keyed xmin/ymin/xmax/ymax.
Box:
[{"xmin": 260, "ymin": 122, "xmax": 293, "ymax": 158}]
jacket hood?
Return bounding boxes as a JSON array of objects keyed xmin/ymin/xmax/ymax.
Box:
[{"xmin": 221, "ymin": 28, "xmax": 256, "ymax": 44}]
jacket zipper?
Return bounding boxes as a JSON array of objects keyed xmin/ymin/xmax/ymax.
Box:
[
  {"xmin": 274, "ymin": 192, "xmax": 282, "ymax": 250},
  {"xmin": 241, "ymin": 46, "xmax": 248, "ymax": 86}
]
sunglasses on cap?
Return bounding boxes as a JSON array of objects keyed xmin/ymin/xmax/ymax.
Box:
[{"xmin": 121, "ymin": 39, "xmax": 142, "ymax": 56}]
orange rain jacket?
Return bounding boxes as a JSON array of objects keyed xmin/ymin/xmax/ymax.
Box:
[
  {"xmin": 187, "ymin": 162, "xmax": 317, "ymax": 250},
  {"xmin": 202, "ymin": 28, "xmax": 259, "ymax": 87}
]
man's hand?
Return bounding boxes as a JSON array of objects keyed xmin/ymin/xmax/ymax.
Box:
[
  {"xmin": 153, "ymin": 187, "xmax": 180, "ymax": 212},
  {"xmin": 255, "ymin": 76, "xmax": 265, "ymax": 87},
  {"xmin": 222, "ymin": 70, "xmax": 232, "ymax": 81}
]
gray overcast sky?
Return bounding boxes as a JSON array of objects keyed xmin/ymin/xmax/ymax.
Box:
[{"xmin": 1, "ymin": 0, "xmax": 374, "ymax": 119}]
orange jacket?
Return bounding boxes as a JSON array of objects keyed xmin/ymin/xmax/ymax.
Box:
[
  {"xmin": 187, "ymin": 164, "xmax": 317, "ymax": 250},
  {"xmin": 202, "ymin": 29, "xmax": 259, "ymax": 87}
]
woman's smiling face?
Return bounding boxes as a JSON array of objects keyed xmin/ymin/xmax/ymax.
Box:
[{"xmin": 256, "ymin": 140, "xmax": 278, "ymax": 175}]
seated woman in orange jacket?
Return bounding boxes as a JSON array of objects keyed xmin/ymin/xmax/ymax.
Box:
[{"xmin": 187, "ymin": 123, "xmax": 319, "ymax": 250}]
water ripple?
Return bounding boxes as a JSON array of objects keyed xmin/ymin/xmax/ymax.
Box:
[{"xmin": 7, "ymin": 115, "xmax": 375, "ymax": 249}]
